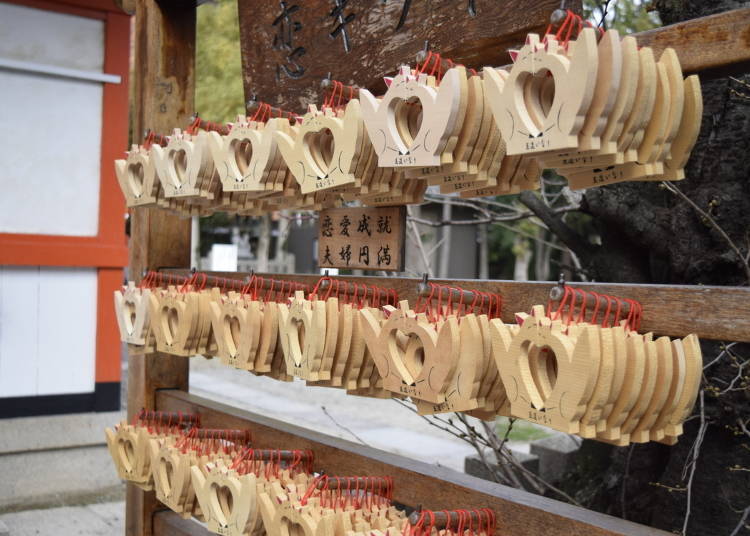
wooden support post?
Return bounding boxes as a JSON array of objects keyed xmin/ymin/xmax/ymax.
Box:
[{"xmin": 126, "ymin": 0, "xmax": 195, "ymax": 535}]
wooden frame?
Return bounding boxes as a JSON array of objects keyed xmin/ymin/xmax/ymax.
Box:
[{"xmin": 125, "ymin": 2, "xmax": 750, "ymax": 535}]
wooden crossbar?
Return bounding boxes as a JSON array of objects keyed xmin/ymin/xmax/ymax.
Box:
[
  {"xmin": 635, "ymin": 7, "xmax": 750, "ymax": 76},
  {"xmin": 163, "ymin": 270, "xmax": 750, "ymax": 343}
]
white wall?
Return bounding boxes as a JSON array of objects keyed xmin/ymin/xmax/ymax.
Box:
[
  {"xmin": 0, "ymin": 2, "xmax": 104, "ymax": 71},
  {"xmin": 0, "ymin": 5, "xmax": 110, "ymax": 399},
  {"xmin": 0, "ymin": 2, "xmax": 104, "ymax": 237},
  {"xmin": 0, "ymin": 267, "xmax": 98, "ymax": 397}
]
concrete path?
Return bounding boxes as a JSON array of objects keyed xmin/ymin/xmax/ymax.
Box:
[
  {"xmin": 189, "ymin": 357, "xmax": 478, "ymax": 472},
  {"xmin": 0, "ymin": 501, "xmax": 124, "ymax": 535}
]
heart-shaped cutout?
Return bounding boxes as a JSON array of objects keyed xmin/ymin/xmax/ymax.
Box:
[
  {"xmin": 393, "ymin": 97, "xmax": 423, "ymax": 148},
  {"xmin": 224, "ymin": 315, "xmax": 242, "ymax": 357},
  {"xmin": 522, "ymin": 70, "xmax": 556, "ymax": 131},
  {"xmin": 158, "ymin": 458, "xmax": 175, "ymax": 498},
  {"xmin": 288, "ymin": 318, "xmax": 306, "ymax": 367},
  {"xmin": 389, "ymin": 329, "xmax": 425, "ymax": 385},
  {"xmin": 118, "ymin": 437, "xmax": 136, "ymax": 473},
  {"xmin": 232, "ymin": 138, "xmax": 254, "ymax": 178},
  {"xmin": 162, "ymin": 306, "xmax": 179, "ymax": 345},
  {"xmin": 304, "ymin": 128, "xmax": 335, "ymax": 177},
  {"xmin": 402, "ymin": 331, "xmax": 425, "ymax": 381},
  {"xmin": 127, "ymin": 162, "xmax": 145, "ymax": 197},
  {"xmin": 281, "ymin": 519, "xmax": 306, "ymax": 536},
  {"xmin": 522, "ymin": 342, "xmax": 559, "ymax": 410},
  {"xmin": 169, "ymin": 149, "xmax": 188, "ymax": 187},
  {"xmin": 210, "ymin": 483, "xmax": 235, "ymax": 526},
  {"xmin": 124, "ymin": 300, "xmax": 137, "ymax": 334}
]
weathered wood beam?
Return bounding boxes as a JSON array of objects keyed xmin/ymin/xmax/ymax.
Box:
[
  {"xmin": 237, "ymin": 0, "xmax": 578, "ymax": 111},
  {"xmin": 634, "ymin": 7, "xmax": 750, "ymax": 76},
  {"xmin": 164, "ymin": 270, "xmax": 750, "ymax": 343},
  {"xmin": 126, "ymin": 0, "xmax": 195, "ymax": 534}
]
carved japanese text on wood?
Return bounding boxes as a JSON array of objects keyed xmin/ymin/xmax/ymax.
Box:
[
  {"xmin": 238, "ymin": 0, "xmax": 576, "ymax": 111},
  {"xmin": 317, "ymin": 206, "xmax": 405, "ymax": 271}
]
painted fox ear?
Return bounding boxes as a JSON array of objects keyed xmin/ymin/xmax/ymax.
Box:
[
  {"xmin": 508, "ymin": 49, "xmax": 519, "ymax": 63},
  {"xmin": 383, "ymin": 76, "xmax": 393, "ymax": 87}
]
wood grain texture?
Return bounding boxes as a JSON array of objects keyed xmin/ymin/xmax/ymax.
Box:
[
  {"xmin": 237, "ymin": 3, "xmax": 750, "ymax": 113},
  {"xmin": 318, "ymin": 206, "xmax": 406, "ymax": 271},
  {"xmin": 635, "ymin": 7, "xmax": 750, "ymax": 76},
  {"xmin": 237, "ymin": 0, "xmax": 575, "ymax": 111},
  {"xmin": 128, "ymin": 0, "xmax": 194, "ymax": 283},
  {"xmin": 156, "ymin": 390, "xmax": 669, "ymax": 536},
  {"xmin": 165, "ymin": 270, "xmax": 750, "ymax": 343},
  {"xmin": 127, "ymin": 1, "xmax": 196, "ymax": 534}
]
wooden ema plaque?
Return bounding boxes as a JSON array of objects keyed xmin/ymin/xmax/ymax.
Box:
[
  {"xmin": 318, "ymin": 206, "xmax": 405, "ymax": 271},
  {"xmin": 237, "ymin": 0, "xmax": 575, "ymax": 111}
]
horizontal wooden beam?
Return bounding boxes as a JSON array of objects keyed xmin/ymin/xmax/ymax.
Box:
[
  {"xmin": 153, "ymin": 510, "xmax": 205, "ymax": 535},
  {"xmin": 163, "ymin": 270, "xmax": 750, "ymax": 343},
  {"xmin": 634, "ymin": 7, "xmax": 750, "ymax": 76},
  {"xmin": 157, "ymin": 390, "xmax": 669, "ymax": 536}
]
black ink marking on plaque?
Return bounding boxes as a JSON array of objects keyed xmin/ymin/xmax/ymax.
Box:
[
  {"xmin": 329, "ymin": 0, "xmax": 355, "ymax": 53},
  {"xmin": 272, "ymin": 2, "xmax": 306, "ymax": 79}
]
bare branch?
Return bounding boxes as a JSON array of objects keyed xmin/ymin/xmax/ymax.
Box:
[
  {"xmin": 736, "ymin": 418, "xmax": 750, "ymax": 440},
  {"xmin": 391, "ymin": 400, "xmax": 582, "ymax": 505},
  {"xmin": 519, "ymin": 190, "xmax": 596, "ymax": 260},
  {"xmin": 320, "ymin": 405, "xmax": 366, "ymax": 445},
  {"xmin": 406, "ymin": 206, "xmax": 434, "ymax": 278},
  {"xmin": 703, "ymin": 342, "xmax": 740, "ymax": 370},
  {"xmin": 730, "ymin": 506, "xmax": 750, "ymax": 536},
  {"xmin": 681, "ymin": 390, "xmax": 708, "ymax": 535}
]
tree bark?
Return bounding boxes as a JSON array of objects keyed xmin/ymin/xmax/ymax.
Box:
[{"xmin": 558, "ymin": 2, "xmax": 750, "ymax": 534}]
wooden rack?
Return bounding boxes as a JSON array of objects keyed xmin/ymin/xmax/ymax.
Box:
[{"xmin": 125, "ymin": 2, "xmax": 750, "ymax": 535}]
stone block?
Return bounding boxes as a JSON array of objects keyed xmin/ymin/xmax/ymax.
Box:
[
  {"xmin": 464, "ymin": 448, "xmax": 540, "ymax": 481},
  {"xmin": 529, "ymin": 433, "xmax": 582, "ymax": 484}
]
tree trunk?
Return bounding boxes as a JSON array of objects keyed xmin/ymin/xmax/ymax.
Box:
[{"xmin": 559, "ymin": 2, "xmax": 750, "ymax": 534}]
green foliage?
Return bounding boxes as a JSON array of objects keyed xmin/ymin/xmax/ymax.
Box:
[
  {"xmin": 196, "ymin": 0, "xmax": 245, "ymax": 123},
  {"xmin": 496, "ymin": 418, "xmax": 552, "ymax": 441},
  {"xmin": 583, "ymin": 0, "xmax": 661, "ymax": 33},
  {"xmin": 485, "ymin": 195, "xmax": 551, "ymax": 280}
]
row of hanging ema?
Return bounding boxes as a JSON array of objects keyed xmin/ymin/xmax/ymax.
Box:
[
  {"xmin": 115, "ymin": 12, "xmax": 703, "ymax": 217},
  {"xmin": 116, "ymin": 272, "xmax": 702, "ymax": 447},
  {"xmin": 106, "ymin": 408, "xmax": 495, "ymax": 536}
]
